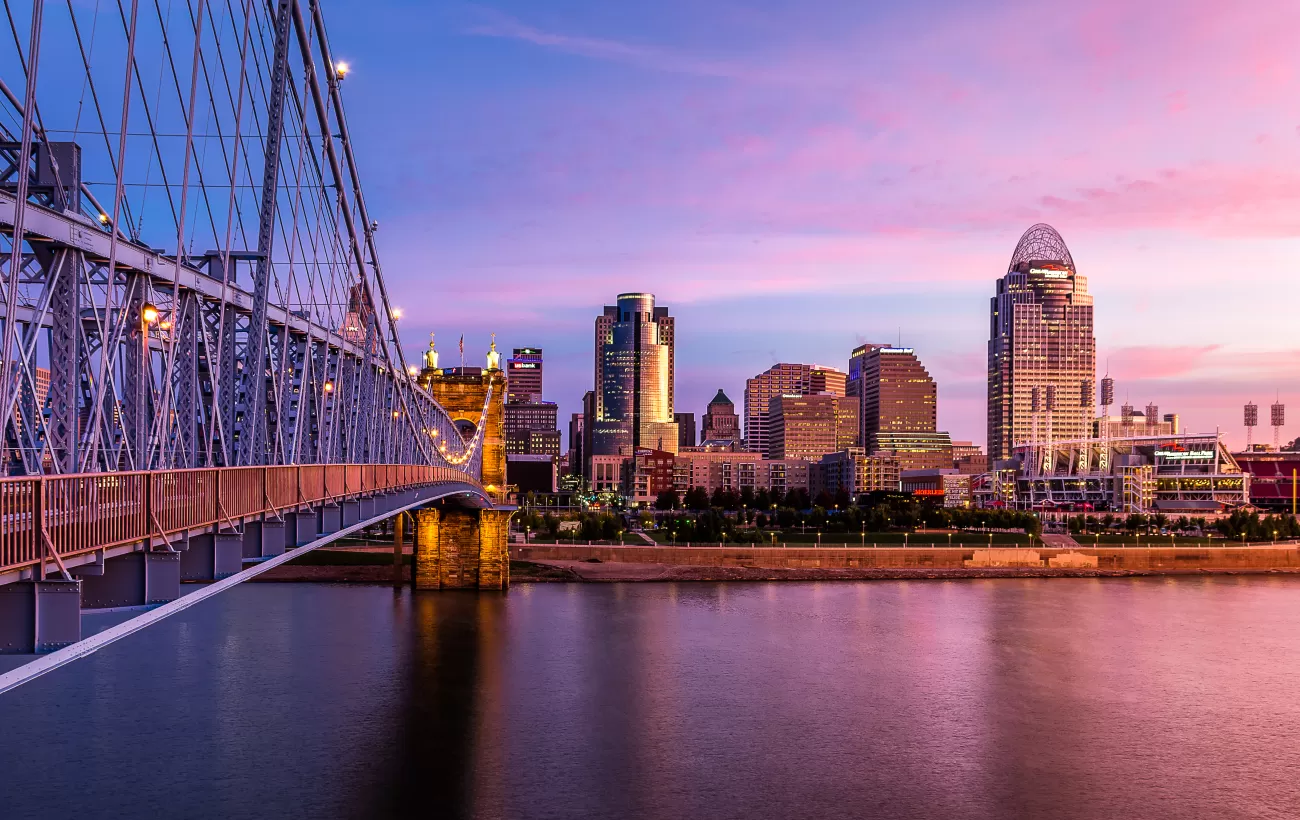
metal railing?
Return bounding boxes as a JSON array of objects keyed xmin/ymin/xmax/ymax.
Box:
[{"xmin": 0, "ymin": 465, "xmax": 478, "ymax": 575}]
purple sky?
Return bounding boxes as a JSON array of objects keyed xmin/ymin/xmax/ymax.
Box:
[{"xmin": 330, "ymin": 0, "xmax": 1300, "ymax": 449}]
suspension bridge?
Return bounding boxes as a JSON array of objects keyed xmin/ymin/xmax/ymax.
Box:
[{"xmin": 0, "ymin": 0, "xmax": 509, "ymax": 659}]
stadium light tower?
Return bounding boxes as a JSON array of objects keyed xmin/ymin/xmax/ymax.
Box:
[
  {"xmin": 1245, "ymin": 402, "xmax": 1259, "ymax": 450},
  {"xmin": 1272, "ymin": 400, "xmax": 1285, "ymax": 450}
]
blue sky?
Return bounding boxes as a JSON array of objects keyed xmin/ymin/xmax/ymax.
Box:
[{"xmin": 326, "ymin": 0, "xmax": 1300, "ymax": 448}]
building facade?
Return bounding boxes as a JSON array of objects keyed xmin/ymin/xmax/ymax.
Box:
[
  {"xmin": 672, "ymin": 449, "xmax": 812, "ymax": 496},
  {"xmin": 591, "ymin": 293, "xmax": 679, "ymax": 459},
  {"xmin": 674, "ymin": 412, "xmax": 696, "ymax": 449},
  {"xmin": 627, "ymin": 448, "xmax": 677, "ymax": 505},
  {"xmin": 766, "ymin": 394, "xmax": 858, "ymax": 461},
  {"xmin": 701, "ymin": 389, "xmax": 741, "ymax": 445},
  {"xmin": 506, "ymin": 347, "xmax": 544, "ymax": 403},
  {"xmin": 811, "ymin": 449, "xmax": 901, "ymax": 500},
  {"xmin": 743, "ymin": 363, "xmax": 847, "ymax": 455},
  {"xmin": 988, "ymin": 224, "xmax": 1096, "ymax": 461},
  {"xmin": 855, "ymin": 347, "xmax": 938, "ymax": 451}
]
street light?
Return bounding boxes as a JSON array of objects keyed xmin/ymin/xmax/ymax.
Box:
[{"xmin": 141, "ymin": 303, "xmax": 159, "ymax": 325}]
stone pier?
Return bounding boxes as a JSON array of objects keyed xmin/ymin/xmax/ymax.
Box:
[{"xmin": 413, "ymin": 507, "xmax": 511, "ymax": 590}]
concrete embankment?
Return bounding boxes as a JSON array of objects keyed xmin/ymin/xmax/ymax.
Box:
[{"xmin": 514, "ymin": 545, "xmax": 1300, "ymax": 573}]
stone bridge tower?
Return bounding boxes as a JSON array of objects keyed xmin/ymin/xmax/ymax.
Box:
[
  {"xmin": 411, "ymin": 335, "xmax": 511, "ymax": 590},
  {"xmin": 419, "ymin": 334, "xmax": 507, "ymax": 502}
]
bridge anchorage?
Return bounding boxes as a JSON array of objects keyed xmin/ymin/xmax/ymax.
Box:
[{"xmin": 0, "ymin": 0, "xmax": 511, "ymax": 659}]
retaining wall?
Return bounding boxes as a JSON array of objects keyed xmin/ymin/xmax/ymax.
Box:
[{"xmin": 514, "ymin": 545, "xmax": 1300, "ymax": 571}]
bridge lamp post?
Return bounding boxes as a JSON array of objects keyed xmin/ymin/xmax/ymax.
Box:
[{"xmin": 335, "ymin": 61, "xmax": 350, "ymax": 81}]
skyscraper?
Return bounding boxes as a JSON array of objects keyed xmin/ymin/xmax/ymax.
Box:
[
  {"xmin": 744, "ymin": 363, "xmax": 847, "ymax": 455},
  {"xmin": 674, "ymin": 412, "xmax": 696, "ymax": 449},
  {"xmin": 591, "ymin": 293, "xmax": 679, "ymax": 457},
  {"xmin": 766, "ymin": 394, "xmax": 858, "ymax": 461},
  {"xmin": 853, "ymin": 346, "xmax": 939, "ymax": 452},
  {"xmin": 988, "ymin": 224, "xmax": 1096, "ymax": 461},
  {"xmin": 701, "ymin": 390, "xmax": 741, "ymax": 445},
  {"xmin": 506, "ymin": 347, "xmax": 544, "ymax": 403}
]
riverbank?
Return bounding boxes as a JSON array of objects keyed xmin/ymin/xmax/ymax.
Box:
[{"xmin": 248, "ymin": 551, "xmax": 1300, "ymax": 584}]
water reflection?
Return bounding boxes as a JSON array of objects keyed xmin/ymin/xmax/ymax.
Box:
[{"xmin": 2, "ymin": 579, "xmax": 1300, "ymax": 820}]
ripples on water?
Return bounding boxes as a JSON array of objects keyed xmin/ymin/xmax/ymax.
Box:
[{"xmin": 2, "ymin": 578, "xmax": 1299, "ymax": 820}]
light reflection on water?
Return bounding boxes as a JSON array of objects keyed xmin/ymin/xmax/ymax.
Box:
[{"xmin": 2, "ymin": 577, "xmax": 1299, "ymax": 819}]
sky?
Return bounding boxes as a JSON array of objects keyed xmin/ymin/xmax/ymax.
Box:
[{"xmin": 327, "ymin": 0, "xmax": 1300, "ymax": 450}]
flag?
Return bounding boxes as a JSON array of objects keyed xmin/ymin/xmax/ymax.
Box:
[{"xmin": 458, "ymin": 334, "xmax": 464, "ymax": 355}]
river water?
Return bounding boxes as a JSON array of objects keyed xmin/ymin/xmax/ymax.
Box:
[{"xmin": 2, "ymin": 578, "xmax": 1298, "ymax": 819}]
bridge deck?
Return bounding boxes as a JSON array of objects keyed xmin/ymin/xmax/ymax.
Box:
[{"xmin": 0, "ymin": 465, "xmax": 481, "ymax": 581}]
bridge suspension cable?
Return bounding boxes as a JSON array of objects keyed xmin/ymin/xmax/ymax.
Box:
[{"xmin": 0, "ymin": 0, "xmax": 485, "ymax": 477}]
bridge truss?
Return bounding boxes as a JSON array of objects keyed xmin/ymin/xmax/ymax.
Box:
[{"xmin": 0, "ymin": 0, "xmax": 484, "ymax": 477}]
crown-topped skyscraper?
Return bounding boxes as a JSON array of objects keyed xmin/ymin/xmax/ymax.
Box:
[{"xmin": 987, "ymin": 224, "xmax": 1096, "ymax": 461}]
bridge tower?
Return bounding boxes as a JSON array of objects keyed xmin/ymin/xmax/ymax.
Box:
[{"xmin": 412, "ymin": 336, "xmax": 511, "ymax": 590}]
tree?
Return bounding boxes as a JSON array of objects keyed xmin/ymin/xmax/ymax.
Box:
[
  {"xmin": 685, "ymin": 486, "xmax": 710, "ymax": 511},
  {"xmin": 655, "ymin": 488, "xmax": 680, "ymax": 511}
]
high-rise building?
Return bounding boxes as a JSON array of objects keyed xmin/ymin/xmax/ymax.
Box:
[
  {"xmin": 591, "ymin": 293, "xmax": 679, "ymax": 459},
  {"xmin": 504, "ymin": 401, "xmax": 561, "ymax": 456},
  {"xmin": 506, "ymin": 347, "xmax": 544, "ymax": 403},
  {"xmin": 567, "ymin": 412, "xmax": 584, "ymax": 476},
  {"xmin": 852, "ymin": 346, "xmax": 938, "ymax": 451},
  {"xmin": 744, "ymin": 363, "xmax": 847, "ymax": 455},
  {"xmin": 674, "ymin": 412, "xmax": 696, "ymax": 449},
  {"xmin": 766, "ymin": 394, "xmax": 857, "ymax": 461},
  {"xmin": 988, "ymin": 224, "xmax": 1095, "ymax": 461},
  {"xmin": 701, "ymin": 390, "xmax": 741, "ymax": 445},
  {"xmin": 809, "ymin": 368, "xmax": 846, "ymax": 398}
]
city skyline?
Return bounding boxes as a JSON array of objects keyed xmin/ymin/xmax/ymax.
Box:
[{"xmin": 323, "ymin": 0, "xmax": 1300, "ymax": 449}]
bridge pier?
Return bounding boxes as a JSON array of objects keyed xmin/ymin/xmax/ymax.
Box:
[
  {"xmin": 413, "ymin": 507, "xmax": 511, "ymax": 590},
  {"xmin": 180, "ymin": 530, "xmax": 243, "ymax": 581},
  {"xmin": 241, "ymin": 518, "xmax": 287, "ymax": 559},
  {"xmin": 0, "ymin": 580, "xmax": 82, "ymax": 654},
  {"xmin": 78, "ymin": 551, "xmax": 180, "ymax": 610},
  {"xmin": 342, "ymin": 499, "xmax": 361, "ymax": 529},
  {"xmin": 320, "ymin": 503, "xmax": 343, "ymax": 536},
  {"xmin": 286, "ymin": 509, "xmax": 317, "ymax": 547}
]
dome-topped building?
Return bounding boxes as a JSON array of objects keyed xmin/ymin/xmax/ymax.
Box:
[{"xmin": 987, "ymin": 224, "xmax": 1096, "ymax": 461}]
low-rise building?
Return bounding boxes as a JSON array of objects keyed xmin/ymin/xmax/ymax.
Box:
[
  {"xmin": 625, "ymin": 448, "xmax": 677, "ymax": 506},
  {"xmin": 590, "ymin": 454, "xmax": 628, "ymax": 494},
  {"xmin": 811, "ymin": 448, "xmax": 900, "ymax": 500},
  {"xmin": 901, "ymin": 469, "xmax": 972, "ymax": 508},
  {"xmin": 872, "ymin": 430, "xmax": 954, "ymax": 471},
  {"xmin": 673, "ymin": 449, "xmax": 811, "ymax": 495}
]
